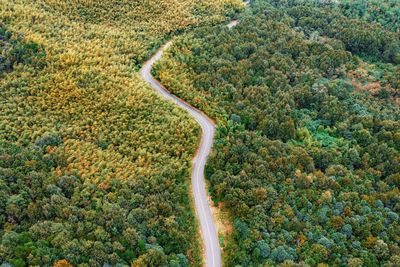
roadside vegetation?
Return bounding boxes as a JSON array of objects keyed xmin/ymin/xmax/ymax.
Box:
[
  {"xmin": 154, "ymin": 0, "xmax": 400, "ymax": 265},
  {"xmin": 0, "ymin": 0, "xmax": 242, "ymax": 266}
]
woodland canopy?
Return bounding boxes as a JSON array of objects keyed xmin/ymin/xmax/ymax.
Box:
[{"xmin": 154, "ymin": 0, "xmax": 400, "ymax": 265}]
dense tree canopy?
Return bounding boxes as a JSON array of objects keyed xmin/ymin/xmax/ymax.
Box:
[
  {"xmin": 0, "ymin": 0, "xmax": 243, "ymax": 266},
  {"xmin": 154, "ymin": 0, "xmax": 400, "ymax": 266},
  {"xmin": 0, "ymin": 24, "xmax": 46, "ymax": 76},
  {"xmin": 270, "ymin": 0, "xmax": 400, "ymax": 33}
]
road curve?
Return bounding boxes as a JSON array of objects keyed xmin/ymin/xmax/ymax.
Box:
[
  {"xmin": 139, "ymin": 2, "xmax": 250, "ymax": 266},
  {"xmin": 139, "ymin": 42, "xmax": 219, "ymax": 267}
]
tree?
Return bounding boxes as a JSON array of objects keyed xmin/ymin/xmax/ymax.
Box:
[{"xmin": 131, "ymin": 249, "xmax": 168, "ymax": 267}]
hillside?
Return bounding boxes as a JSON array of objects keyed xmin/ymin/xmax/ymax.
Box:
[
  {"xmin": 153, "ymin": 0, "xmax": 400, "ymax": 266},
  {"xmin": 0, "ymin": 0, "xmax": 242, "ymax": 266}
]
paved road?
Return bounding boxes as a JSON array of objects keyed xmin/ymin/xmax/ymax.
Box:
[
  {"xmin": 227, "ymin": 19, "xmax": 239, "ymax": 28},
  {"xmin": 140, "ymin": 42, "xmax": 219, "ymax": 267},
  {"xmin": 139, "ymin": 2, "xmax": 249, "ymax": 266}
]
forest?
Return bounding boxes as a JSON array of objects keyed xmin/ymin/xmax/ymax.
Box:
[
  {"xmin": 0, "ymin": 0, "xmax": 242, "ymax": 266},
  {"xmin": 153, "ymin": 0, "xmax": 400, "ymax": 266}
]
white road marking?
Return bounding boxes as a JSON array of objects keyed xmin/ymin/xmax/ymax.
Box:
[{"xmin": 139, "ymin": 2, "xmax": 250, "ymax": 265}]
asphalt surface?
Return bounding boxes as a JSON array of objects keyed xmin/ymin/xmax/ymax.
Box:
[
  {"xmin": 140, "ymin": 42, "xmax": 219, "ymax": 267},
  {"xmin": 139, "ymin": 3, "xmax": 249, "ymax": 265},
  {"xmin": 227, "ymin": 20, "xmax": 239, "ymax": 29}
]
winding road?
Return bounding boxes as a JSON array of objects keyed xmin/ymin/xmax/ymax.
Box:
[
  {"xmin": 139, "ymin": 2, "xmax": 249, "ymax": 266},
  {"xmin": 140, "ymin": 41, "xmax": 219, "ymax": 267}
]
